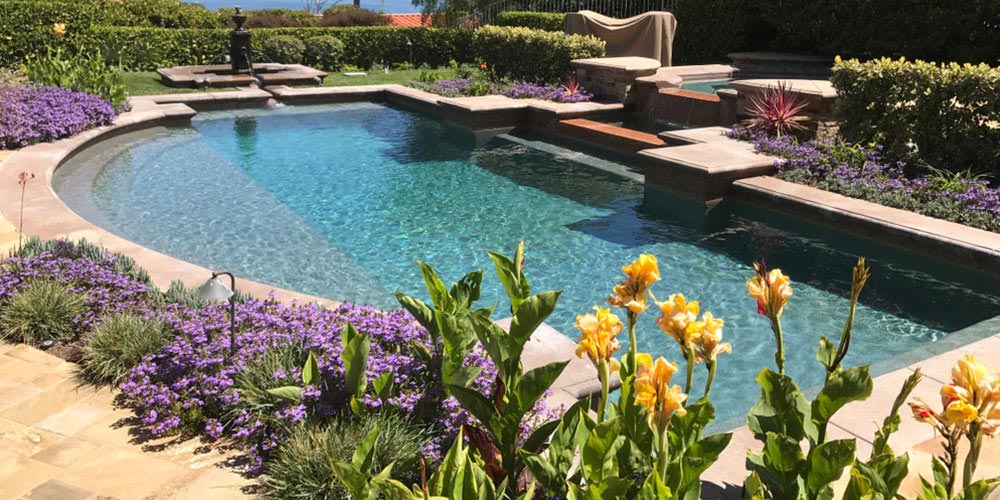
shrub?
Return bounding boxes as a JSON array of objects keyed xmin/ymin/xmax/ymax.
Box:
[
  {"xmin": 117, "ymin": 0, "xmax": 223, "ymax": 28},
  {"xmin": 260, "ymin": 415, "xmax": 429, "ymax": 499},
  {"xmin": 494, "ymin": 11, "xmax": 565, "ymax": 31},
  {"xmin": 319, "ymin": 7, "xmax": 389, "ymax": 27},
  {"xmin": 672, "ymin": 0, "xmax": 750, "ymax": 64},
  {"xmin": 80, "ymin": 312, "xmax": 171, "ymax": 386},
  {"xmin": 0, "ymin": 0, "xmax": 130, "ymax": 66},
  {"xmin": 83, "ymin": 26, "xmax": 474, "ymax": 71},
  {"xmin": 261, "ymin": 35, "xmax": 306, "ymax": 64},
  {"xmin": 0, "ymin": 84, "xmax": 116, "ymax": 149},
  {"xmin": 472, "ymin": 25, "xmax": 604, "ymax": 84},
  {"xmin": 243, "ymin": 9, "xmax": 319, "ymax": 28},
  {"xmin": 831, "ymin": 57, "xmax": 1000, "ymax": 177},
  {"xmin": 303, "ymin": 36, "xmax": 345, "ymax": 70},
  {"xmin": 0, "ymin": 280, "xmax": 87, "ymax": 345},
  {"xmin": 23, "ymin": 49, "xmax": 128, "ymax": 108}
]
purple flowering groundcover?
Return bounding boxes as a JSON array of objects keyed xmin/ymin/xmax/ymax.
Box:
[
  {"xmin": 0, "ymin": 240, "xmax": 553, "ymax": 475},
  {"xmin": 0, "ymin": 84, "xmax": 116, "ymax": 150},
  {"xmin": 731, "ymin": 128, "xmax": 1000, "ymax": 233}
]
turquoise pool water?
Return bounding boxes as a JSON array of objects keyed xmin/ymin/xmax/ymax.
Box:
[
  {"xmin": 53, "ymin": 103, "xmax": 1000, "ymax": 423},
  {"xmin": 680, "ymin": 79, "xmax": 733, "ymax": 95}
]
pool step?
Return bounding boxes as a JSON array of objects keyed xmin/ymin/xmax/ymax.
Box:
[{"xmin": 555, "ymin": 118, "xmax": 665, "ymax": 153}]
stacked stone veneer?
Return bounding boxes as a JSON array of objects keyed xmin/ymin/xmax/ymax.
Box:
[{"xmin": 571, "ymin": 57, "xmax": 661, "ymax": 102}]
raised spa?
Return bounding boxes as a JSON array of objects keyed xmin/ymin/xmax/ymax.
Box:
[{"xmin": 53, "ymin": 102, "xmax": 1000, "ymax": 423}]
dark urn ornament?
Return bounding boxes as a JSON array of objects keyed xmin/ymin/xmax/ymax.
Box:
[{"xmin": 229, "ymin": 7, "xmax": 253, "ymax": 75}]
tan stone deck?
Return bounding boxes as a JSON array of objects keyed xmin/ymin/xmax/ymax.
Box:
[{"xmin": 0, "ymin": 344, "xmax": 251, "ymax": 499}]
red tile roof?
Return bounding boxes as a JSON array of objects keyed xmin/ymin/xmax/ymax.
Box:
[{"xmin": 384, "ymin": 13, "xmax": 434, "ymax": 27}]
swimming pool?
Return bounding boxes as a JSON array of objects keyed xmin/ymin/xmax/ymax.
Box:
[
  {"xmin": 53, "ymin": 102, "xmax": 1000, "ymax": 423},
  {"xmin": 680, "ymin": 79, "xmax": 734, "ymax": 95}
]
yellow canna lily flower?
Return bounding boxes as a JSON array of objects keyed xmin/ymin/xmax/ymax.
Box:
[
  {"xmin": 952, "ymin": 355, "xmax": 993, "ymax": 404},
  {"xmin": 634, "ymin": 354, "xmax": 686, "ymax": 431},
  {"xmin": 909, "ymin": 400, "xmax": 940, "ymax": 426},
  {"xmin": 655, "ymin": 293, "xmax": 700, "ymax": 348},
  {"xmin": 940, "ymin": 400, "xmax": 979, "ymax": 427},
  {"xmin": 574, "ymin": 307, "xmax": 623, "ymax": 369},
  {"xmin": 52, "ymin": 23, "xmax": 66, "ymax": 36},
  {"xmin": 746, "ymin": 263, "xmax": 793, "ymax": 319},
  {"xmin": 691, "ymin": 311, "xmax": 730, "ymax": 364},
  {"xmin": 608, "ymin": 254, "xmax": 660, "ymax": 314}
]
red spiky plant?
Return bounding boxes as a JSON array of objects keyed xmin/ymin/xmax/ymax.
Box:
[{"xmin": 745, "ymin": 81, "xmax": 809, "ymax": 137}]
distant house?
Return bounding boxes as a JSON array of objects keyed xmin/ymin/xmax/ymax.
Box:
[{"xmin": 384, "ymin": 13, "xmax": 434, "ymax": 27}]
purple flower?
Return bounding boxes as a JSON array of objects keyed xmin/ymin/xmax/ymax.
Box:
[{"xmin": 0, "ymin": 83, "xmax": 116, "ymax": 149}]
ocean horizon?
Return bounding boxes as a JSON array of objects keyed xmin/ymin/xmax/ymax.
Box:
[{"xmin": 185, "ymin": 0, "xmax": 422, "ymax": 13}]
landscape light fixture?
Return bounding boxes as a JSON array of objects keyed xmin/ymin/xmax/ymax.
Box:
[{"xmin": 197, "ymin": 271, "xmax": 237, "ymax": 355}]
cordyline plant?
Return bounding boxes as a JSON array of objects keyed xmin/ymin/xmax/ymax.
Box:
[
  {"xmin": 908, "ymin": 355, "xmax": 1000, "ymax": 499},
  {"xmin": 744, "ymin": 81, "xmax": 809, "ymax": 138}
]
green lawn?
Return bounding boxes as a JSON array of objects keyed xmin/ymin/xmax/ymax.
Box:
[{"xmin": 124, "ymin": 68, "xmax": 458, "ymax": 96}]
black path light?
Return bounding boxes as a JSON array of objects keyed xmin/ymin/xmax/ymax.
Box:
[{"xmin": 197, "ymin": 271, "xmax": 238, "ymax": 355}]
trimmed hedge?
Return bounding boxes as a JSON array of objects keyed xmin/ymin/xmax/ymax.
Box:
[
  {"xmin": 81, "ymin": 26, "xmax": 474, "ymax": 71},
  {"xmin": 831, "ymin": 57, "xmax": 1000, "ymax": 175},
  {"xmin": 472, "ymin": 25, "xmax": 604, "ymax": 84},
  {"xmin": 0, "ymin": 0, "xmax": 130, "ymax": 66},
  {"xmin": 495, "ymin": 12, "xmax": 565, "ymax": 32},
  {"xmin": 760, "ymin": 0, "xmax": 999, "ymax": 64},
  {"xmin": 672, "ymin": 0, "xmax": 749, "ymax": 65}
]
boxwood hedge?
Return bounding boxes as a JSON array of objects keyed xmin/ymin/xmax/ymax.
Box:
[{"xmin": 472, "ymin": 25, "xmax": 604, "ymax": 84}]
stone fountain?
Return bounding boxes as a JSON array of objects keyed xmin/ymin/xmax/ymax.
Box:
[{"xmin": 157, "ymin": 7, "xmax": 326, "ymax": 89}]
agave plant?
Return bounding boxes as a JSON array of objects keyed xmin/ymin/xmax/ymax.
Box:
[{"xmin": 744, "ymin": 81, "xmax": 809, "ymax": 137}]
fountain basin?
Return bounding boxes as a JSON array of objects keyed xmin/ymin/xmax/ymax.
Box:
[{"xmin": 157, "ymin": 63, "xmax": 327, "ymax": 89}]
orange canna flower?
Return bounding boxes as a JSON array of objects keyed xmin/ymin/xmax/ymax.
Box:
[
  {"xmin": 480, "ymin": 61, "xmax": 487, "ymax": 70},
  {"xmin": 608, "ymin": 254, "xmax": 660, "ymax": 314},
  {"xmin": 574, "ymin": 307, "xmax": 623, "ymax": 372},
  {"xmin": 746, "ymin": 261, "xmax": 792, "ymax": 319},
  {"xmin": 634, "ymin": 353, "xmax": 687, "ymax": 431},
  {"xmin": 655, "ymin": 293, "xmax": 699, "ymax": 348},
  {"xmin": 691, "ymin": 311, "xmax": 730, "ymax": 363}
]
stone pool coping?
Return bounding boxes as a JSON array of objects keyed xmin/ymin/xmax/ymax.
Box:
[{"xmin": 1, "ymin": 85, "xmax": 999, "ymax": 497}]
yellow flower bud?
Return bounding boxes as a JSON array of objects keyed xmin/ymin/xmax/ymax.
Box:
[{"xmin": 607, "ymin": 254, "xmax": 659, "ymax": 314}]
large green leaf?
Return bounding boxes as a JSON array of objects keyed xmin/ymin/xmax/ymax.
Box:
[
  {"xmin": 636, "ymin": 472, "xmax": 673, "ymax": 500},
  {"xmin": 522, "ymin": 417, "xmax": 561, "ymax": 456},
  {"xmin": 331, "ymin": 459, "xmax": 369, "ymax": 498},
  {"xmin": 418, "ymin": 260, "xmax": 453, "ymax": 312},
  {"xmin": 812, "ymin": 366, "xmax": 873, "ymax": 430},
  {"xmin": 341, "ymin": 323, "xmax": 371, "ymax": 400},
  {"xmin": 301, "ymin": 350, "xmax": 319, "ymax": 386},
  {"xmin": 447, "ymin": 384, "xmax": 499, "ymax": 430},
  {"xmin": 393, "ymin": 292, "xmax": 437, "ymax": 338},
  {"xmin": 352, "ymin": 425, "xmax": 381, "ymax": 473},
  {"xmin": 514, "ymin": 361, "xmax": 568, "ymax": 415},
  {"xmin": 265, "ymin": 385, "xmax": 302, "ymax": 401},
  {"xmin": 488, "ymin": 245, "xmax": 530, "ymax": 313},
  {"xmin": 673, "ymin": 432, "xmax": 733, "ymax": 499},
  {"xmin": 520, "ymin": 450, "xmax": 562, "ymax": 494},
  {"xmin": 581, "ymin": 419, "xmax": 625, "ymax": 483},
  {"xmin": 805, "ymin": 439, "xmax": 856, "ymax": 496},
  {"xmin": 748, "ymin": 368, "xmax": 813, "ymax": 442},
  {"xmin": 450, "ymin": 269, "xmax": 484, "ymax": 311},
  {"xmin": 429, "ymin": 431, "xmax": 469, "ymax": 495},
  {"xmin": 816, "ymin": 335, "xmax": 837, "ymax": 372},
  {"xmin": 668, "ymin": 398, "xmax": 716, "ymax": 451},
  {"xmin": 747, "ymin": 432, "xmax": 805, "ymax": 498},
  {"xmin": 957, "ymin": 477, "xmax": 1000, "ymax": 500},
  {"xmin": 508, "ymin": 290, "xmax": 561, "ymax": 361}
]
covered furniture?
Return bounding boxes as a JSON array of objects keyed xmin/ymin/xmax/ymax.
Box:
[{"xmin": 564, "ymin": 10, "xmax": 676, "ymax": 66}]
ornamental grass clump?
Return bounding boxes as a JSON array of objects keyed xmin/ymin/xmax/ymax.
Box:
[
  {"xmin": 908, "ymin": 355, "xmax": 1000, "ymax": 498},
  {"xmin": 0, "ymin": 280, "xmax": 86, "ymax": 345},
  {"xmin": 260, "ymin": 414, "xmax": 430, "ymax": 500},
  {"xmin": 80, "ymin": 312, "xmax": 172, "ymax": 386}
]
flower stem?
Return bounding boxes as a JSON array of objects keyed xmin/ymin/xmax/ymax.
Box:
[
  {"xmin": 964, "ymin": 423, "xmax": 983, "ymax": 490},
  {"xmin": 772, "ymin": 316, "xmax": 785, "ymax": 374},
  {"xmin": 684, "ymin": 344, "xmax": 695, "ymax": 395},
  {"xmin": 626, "ymin": 311, "xmax": 638, "ymax": 376},
  {"xmin": 946, "ymin": 431, "xmax": 960, "ymax": 497},
  {"xmin": 657, "ymin": 425, "xmax": 670, "ymax": 482},
  {"xmin": 704, "ymin": 358, "xmax": 717, "ymax": 400},
  {"xmin": 597, "ymin": 360, "xmax": 609, "ymax": 424}
]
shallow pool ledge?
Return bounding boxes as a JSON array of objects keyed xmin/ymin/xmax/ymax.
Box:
[
  {"xmin": 0, "ymin": 100, "xmax": 335, "ymax": 306},
  {"xmin": 731, "ymin": 176, "xmax": 1000, "ymax": 277}
]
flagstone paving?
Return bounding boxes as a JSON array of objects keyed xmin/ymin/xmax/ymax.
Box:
[{"xmin": 0, "ymin": 345, "xmax": 252, "ymax": 500}]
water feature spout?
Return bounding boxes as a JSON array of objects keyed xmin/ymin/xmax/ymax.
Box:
[{"xmin": 229, "ymin": 7, "xmax": 253, "ymax": 75}]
